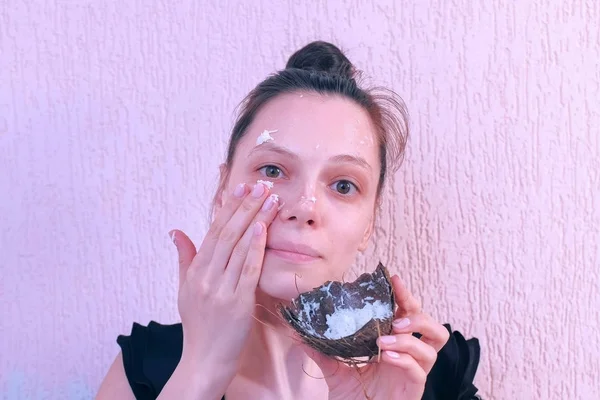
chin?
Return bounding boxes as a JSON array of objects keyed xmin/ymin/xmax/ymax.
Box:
[{"xmin": 257, "ymin": 253, "xmax": 325, "ymax": 301}]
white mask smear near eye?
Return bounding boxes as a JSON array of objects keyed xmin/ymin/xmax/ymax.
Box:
[
  {"xmin": 257, "ymin": 180, "xmax": 274, "ymax": 189},
  {"xmin": 256, "ymin": 129, "xmax": 277, "ymax": 145}
]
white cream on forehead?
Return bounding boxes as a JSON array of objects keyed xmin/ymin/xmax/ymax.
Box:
[
  {"xmin": 256, "ymin": 129, "xmax": 277, "ymax": 145},
  {"xmin": 359, "ymin": 134, "xmax": 375, "ymax": 146}
]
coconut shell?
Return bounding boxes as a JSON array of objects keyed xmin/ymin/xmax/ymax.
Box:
[{"xmin": 278, "ymin": 262, "xmax": 395, "ymax": 361}]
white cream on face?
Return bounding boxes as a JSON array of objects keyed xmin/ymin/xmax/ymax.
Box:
[
  {"xmin": 300, "ymin": 196, "xmax": 317, "ymax": 204},
  {"xmin": 256, "ymin": 129, "xmax": 278, "ymax": 145},
  {"xmin": 359, "ymin": 134, "xmax": 375, "ymax": 146},
  {"xmin": 257, "ymin": 179, "xmax": 274, "ymax": 189}
]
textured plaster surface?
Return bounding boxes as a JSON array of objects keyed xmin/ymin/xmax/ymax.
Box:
[{"xmin": 1, "ymin": 1, "xmax": 599, "ymax": 398}]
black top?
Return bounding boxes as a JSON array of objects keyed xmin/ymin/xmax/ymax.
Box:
[{"xmin": 117, "ymin": 321, "xmax": 481, "ymax": 400}]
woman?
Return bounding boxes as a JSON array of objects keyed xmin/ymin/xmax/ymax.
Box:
[{"xmin": 96, "ymin": 41, "xmax": 481, "ymax": 400}]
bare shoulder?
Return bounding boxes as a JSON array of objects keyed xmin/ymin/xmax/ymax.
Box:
[{"xmin": 95, "ymin": 352, "xmax": 135, "ymax": 400}]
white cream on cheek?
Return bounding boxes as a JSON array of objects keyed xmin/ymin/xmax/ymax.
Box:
[{"xmin": 256, "ymin": 179, "xmax": 274, "ymax": 189}]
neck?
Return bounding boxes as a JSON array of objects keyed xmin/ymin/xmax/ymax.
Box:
[{"xmin": 233, "ymin": 290, "xmax": 325, "ymax": 397}]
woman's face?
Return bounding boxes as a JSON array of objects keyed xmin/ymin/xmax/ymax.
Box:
[{"xmin": 220, "ymin": 91, "xmax": 381, "ymax": 301}]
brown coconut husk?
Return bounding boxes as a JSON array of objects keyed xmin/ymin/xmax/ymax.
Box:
[{"xmin": 278, "ymin": 262, "xmax": 395, "ymax": 364}]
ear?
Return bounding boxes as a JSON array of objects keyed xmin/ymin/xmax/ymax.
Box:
[{"xmin": 358, "ymin": 214, "xmax": 375, "ymax": 252}]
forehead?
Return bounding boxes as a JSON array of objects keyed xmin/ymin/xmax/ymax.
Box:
[{"xmin": 239, "ymin": 91, "xmax": 378, "ymax": 155}]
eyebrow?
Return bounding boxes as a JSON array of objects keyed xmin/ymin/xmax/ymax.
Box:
[{"xmin": 248, "ymin": 143, "xmax": 372, "ymax": 171}]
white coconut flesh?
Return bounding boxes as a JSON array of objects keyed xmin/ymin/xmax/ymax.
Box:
[
  {"xmin": 324, "ymin": 300, "xmax": 392, "ymax": 339},
  {"xmin": 295, "ymin": 298, "xmax": 393, "ymax": 340}
]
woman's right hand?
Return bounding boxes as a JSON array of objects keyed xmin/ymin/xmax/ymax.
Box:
[{"xmin": 168, "ymin": 181, "xmax": 280, "ymax": 392}]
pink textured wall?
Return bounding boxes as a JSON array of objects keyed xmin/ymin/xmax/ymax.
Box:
[{"xmin": 1, "ymin": 1, "xmax": 599, "ymax": 399}]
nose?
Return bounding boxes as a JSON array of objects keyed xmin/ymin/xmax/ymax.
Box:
[{"xmin": 278, "ymin": 194, "xmax": 321, "ymax": 227}]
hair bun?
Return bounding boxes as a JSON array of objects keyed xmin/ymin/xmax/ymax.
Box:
[{"xmin": 285, "ymin": 41, "xmax": 355, "ymax": 79}]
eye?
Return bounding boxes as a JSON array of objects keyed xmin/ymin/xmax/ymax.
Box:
[
  {"xmin": 331, "ymin": 180, "xmax": 358, "ymax": 195},
  {"xmin": 259, "ymin": 165, "xmax": 283, "ymax": 179}
]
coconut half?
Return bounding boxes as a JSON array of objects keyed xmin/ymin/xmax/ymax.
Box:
[{"xmin": 279, "ymin": 263, "xmax": 395, "ymax": 361}]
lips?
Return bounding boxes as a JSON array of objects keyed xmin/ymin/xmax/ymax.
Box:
[{"xmin": 266, "ymin": 240, "xmax": 322, "ymax": 259}]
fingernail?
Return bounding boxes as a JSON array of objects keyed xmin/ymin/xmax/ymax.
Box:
[
  {"xmin": 379, "ymin": 335, "xmax": 396, "ymax": 344},
  {"xmin": 253, "ymin": 221, "xmax": 264, "ymax": 236},
  {"xmin": 262, "ymin": 194, "xmax": 279, "ymax": 211},
  {"xmin": 393, "ymin": 318, "xmax": 411, "ymax": 329},
  {"xmin": 168, "ymin": 231, "xmax": 176, "ymax": 245},
  {"xmin": 233, "ymin": 183, "xmax": 246, "ymax": 198},
  {"xmin": 385, "ymin": 350, "xmax": 400, "ymax": 359},
  {"xmin": 252, "ymin": 183, "xmax": 265, "ymax": 198}
]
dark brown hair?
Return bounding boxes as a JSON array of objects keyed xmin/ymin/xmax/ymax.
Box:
[{"xmin": 213, "ymin": 41, "xmax": 409, "ymax": 214}]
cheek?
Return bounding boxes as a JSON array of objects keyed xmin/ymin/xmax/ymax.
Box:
[
  {"xmin": 222, "ymin": 169, "xmax": 260, "ymax": 200},
  {"xmin": 329, "ymin": 207, "xmax": 371, "ymax": 242}
]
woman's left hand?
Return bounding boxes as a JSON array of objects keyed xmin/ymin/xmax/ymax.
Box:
[{"xmin": 304, "ymin": 275, "xmax": 450, "ymax": 400}]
